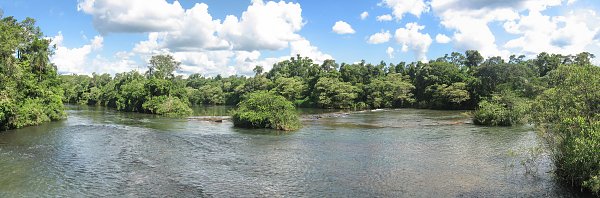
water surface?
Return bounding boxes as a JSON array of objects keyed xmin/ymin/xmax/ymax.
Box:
[{"xmin": 0, "ymin": 106, "xmax": 578, "ymax": 197}]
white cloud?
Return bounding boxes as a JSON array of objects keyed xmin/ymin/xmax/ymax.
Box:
[
  {"xmin": 367, "ymin": 30, "xmax": 392, "ymax": 44},
  {"xmin": 50, "ymin": 32, "xmax": 104, "ymax": 74},
  {"xmin": 290, "ymin": 38, "xmax": 334, "ymax": 63},
  {"xmin": 504, "ymin": 9, "xmax": 600, "ymax": 56},
  {"xmin": 332, "ymin": 21, "xmax": 356, "ymax": 34},
  {"xmin": 77, "ymin": 0, "xmax": 185, "ymax": 34},
  {"xmin": 430, "ymin": 0, "xmax": 566, "ymax": 57},
  {"xmin": 173, "ymin": 51, "xmax": 235, "ymax": 76},
  {"xmin": 394, "ymin": 22, "xmax": 432, "ymax": 61},
  {"xmin": 387, "ymin": 47, "xmax": 395, "ymax": 58},
  {"xmin": 90, "ymin": 54, "xmax": 140, "ymax": 74},
  {"xmin": 435, "ymin": 34, "xmax": 451, "ymax": 43},
  {"xmin": 376, "ymin": 14, "xmax": 393, "ymax": 22},
  {"xmin": 220, "ymin": 0, "xmax": 304, "ymax": 51},
  {"xmin": 160, "ymin": 3, "xmax": 229, "ymax": 51},
  {"xmin": 360, "ymin": 11, "xmax": 369, "ymax": 20},
  {"xmin": 380, "ymin": 0, "xmax": 429, "ymax": 20},
  {"xmin": 77, "ymin": 0, "xmax": 332, "ymax": 76}
]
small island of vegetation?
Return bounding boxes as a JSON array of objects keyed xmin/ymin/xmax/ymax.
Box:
[{"xmin": 232, "ymin": 91, "xmax": 301, "ymax": 131}]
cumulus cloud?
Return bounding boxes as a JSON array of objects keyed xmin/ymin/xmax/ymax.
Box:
[
  {"xmin": 77, "ymin": 0, "xmax": 185, "ymax": 34},
  {"xmin": 290, "ymin": 38, "xmax": 334, "ymax": 63},
  {"xmin": 380, "ymin": 0, "xmax": 429, "ymax": 20},
  {"xmin": 360, "ymin": 11, "xmax": 369, "ymax": 20},
  {"xmin": 435, "ymin": 34, "xmax": 451, "ymax": 43},
  {"xmin": 220, "ymin": 0, "xmax": 304, "ymax": 51},
  {"xmin": 159, "ymin": 3, "xmax": 229, "ymax": 51},
  {"xmin": 77, "ymin": 0, "xmax": 332, "ymax": 76},
  {"xmin": 430, "ymin": 0, "xmax": 566, "ymax": 57},
  {"xmin": 386, "ymin": 47, "xmax": 395, "ymax": 58},
  {"xmin": 50, "ymin": 32, "xmax": 104, "ymax": 74},
  {"xmin": 394, "ymin": 22, "xmax": 432, "ymax": 61},
  {"xmin": 90, "ymin": 53, "xmax": 141, "ymax": 74},
  {"xmin": 332, "ymin": 21, "xmax": 356, "ymax": 34},
  {"xmin": 504, "ymin": 9, "xmax": 600, "ymax": 56},
  {"xmin": 173, "ymin": 51, "xmax": 235, "ymax": 76},
  {"xmin": 376, "ymin": 14, "xmax": 393, "ymax": 22},
  {"xmin": 367, "ymin": 30, "xmax": 392, "ymax": 44}
]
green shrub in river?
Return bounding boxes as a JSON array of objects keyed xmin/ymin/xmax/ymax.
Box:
[
  {"xmin": 473, "ymin": 92, "xmax": 530, "ymax": 126},
  {"xmin": 143, "ymin": 96, "xmax": 192, "ymax": 117},
  {"xmin": 232, "ymin": 91, "xmax": 301, "ymax": 131}
]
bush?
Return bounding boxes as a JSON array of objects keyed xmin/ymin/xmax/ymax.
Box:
[
  {"xmin": 232, "ymin": 91, "xmax": 301, "ymax": 131},
  {"xmin": 531, "ymin": 65, "xmax": 600, "ymax": 194},
  {"xmin": 143, "ymin": 96, "xmax": 192, "ymax": 117},
  {"xmin": 554, "ymin": 118, "xmax": 600, "ymax": 193},
  {"xmin": 473, "ymin": 93, "xmax": 529, "ymax": 126}
]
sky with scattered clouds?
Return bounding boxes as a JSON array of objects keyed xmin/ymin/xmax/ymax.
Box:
[{"xmin": 1, "ymin": 0, "xmax": 600, "ymax": 76}]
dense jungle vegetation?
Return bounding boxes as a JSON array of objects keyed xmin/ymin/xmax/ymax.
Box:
[
  {"xmin": 0, "ymin": 16, "xmax": 65, "ymax": 130},
  {"xmin": 0, "ymin": 14, "xmax": 598, "ymax": 194}
]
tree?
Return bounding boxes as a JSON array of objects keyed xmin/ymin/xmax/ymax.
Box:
[
  {"xmin": 253, "ymin": 65, "xmax": 264, "ymax": 76},
  {"xmin": 146, "ymin": 54, "xmax": 181, "ymax": 79},
  {"xmin": 412, "ymin": 61, "xmax": 468, "ymax": 106},
  {"xmin": 315, "ymin": 77, "xmax": 358, "ymax": 109},
  {"xmin": 465, "ymin": 50, "xmax": 483, "ymax": 69},
  {"xmin": 272, "ymin": 76, "xmax": 307, "ymax": 102},
  {"xmin": 574, "ymin": 52, "xmax": 595, "ymax": 66},
  {"xmin": 473, "ymin": 91, "xmax": 530, "ymax": 126},
  {"xmin": 367, "ymin": 73, "xmax": 415, "ymax": 108},
  {"xmin": 426, "ymin": 82, "xmax": 470, "ymax": 109}
]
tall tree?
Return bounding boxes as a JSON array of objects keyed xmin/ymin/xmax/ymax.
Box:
[
  {"xmin": 465, "ymin": 50, "xmax": 484, "ymax": 69},
  {"xmin": 147, "ymin": 54, "xmax": 181, "ymax": 79}
]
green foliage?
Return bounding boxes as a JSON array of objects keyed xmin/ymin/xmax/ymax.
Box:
[
  {"xmin": 146, "ymin": 54, "xmax": 181, "ymax": 79},
  {"xmin": 473, "ymin": 62, "xmax": 536, "ymax": 98},
  {"xmin": 366, "ymin": 73, "xmax": 415, "ymax": 108},
  {"xmin": 315, "ymin": 77, "xmax": 358, "ymax": 109},
  {"xmin": 0, "ymin": 16, "xmax": 65, "ymax": 130},
  {"xmin": 473, "ymin": 92, "xmax": 530, "ymax": 126},
  {"xmin": 143, "ymin": 96, "xmax": 192, "ymax": 117},
  {"xmin": 425, "ymin": 82, "xmax": 470, "ymax": 109},
  {"xmin": 189, "ymin": 85, "xmax": 225, "ymax": 105},
  {"xmin": 531, "ymin": 64, "xmax": 600, "ymax": 194},
  {"xmin": 232, "ymin": 91, "xmax": 301, "ymax": 131},
  {"xmin": 272, "ymin": 76, "xmax": 307, "ymax": 102},
  {"xmin": 58, "ymin": 55, "xmax": 192, "ymax": 117}
]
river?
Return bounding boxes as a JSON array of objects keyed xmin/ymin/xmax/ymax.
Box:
[{"xmin": 0, "ymin": 106, "xmax": 580, "ymax": 197}]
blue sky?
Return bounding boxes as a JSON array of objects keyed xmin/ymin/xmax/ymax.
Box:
[{"xmin": 1, "ymin": 0, "xmax": 599, "ymax": 76}]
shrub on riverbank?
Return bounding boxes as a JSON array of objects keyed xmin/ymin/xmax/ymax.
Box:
[
  {"xmin": 232, "ymin": 91, "xmax": 301, "ymax": 131},
  {"xmin": 473, "ymin": 92, "xmax": 529, "ymax": 126},
  {"xmin": 531, "ymin": 65, "xmax": 600, "ymax": 194}
]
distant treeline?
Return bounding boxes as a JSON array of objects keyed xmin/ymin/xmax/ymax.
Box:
[{"xmin": 61, "ymin": 51, "xmax": 593, "ymax": 113}]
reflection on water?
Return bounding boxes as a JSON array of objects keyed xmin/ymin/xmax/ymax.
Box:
[{"xmin": 0, "ymin": 106, "xmax": 581, "ymax": 197}]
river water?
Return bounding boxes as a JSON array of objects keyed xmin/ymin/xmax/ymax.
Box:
[{"xmin": 0, "ymin": 106, "xmax": 579, "ymax": 197}]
